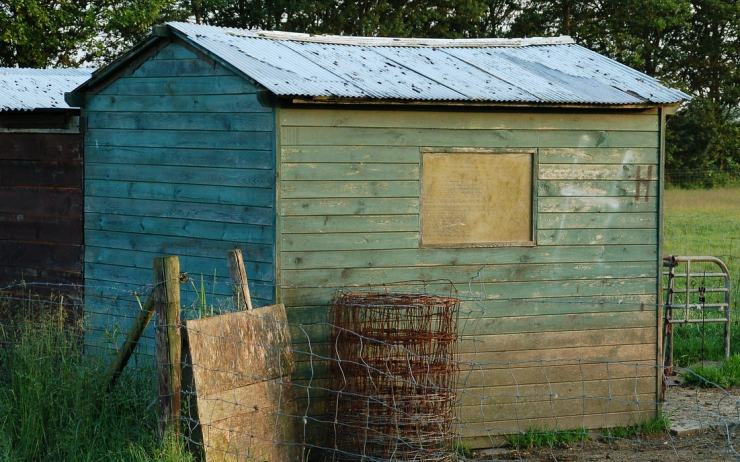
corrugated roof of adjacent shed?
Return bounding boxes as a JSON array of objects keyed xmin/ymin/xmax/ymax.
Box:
[{"xmin": 0, "ymin": 67, "xmax": 93, "ymax": 111}]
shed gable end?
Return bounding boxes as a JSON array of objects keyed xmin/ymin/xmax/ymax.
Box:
[{"xmin": 83, "ymin": 41, "xmax": 276, "ymax": 356}]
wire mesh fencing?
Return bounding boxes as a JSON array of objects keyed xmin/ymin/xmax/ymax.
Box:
[{"xmin": 1, "ymin": 279, "xmax": 739, "ymax": 461}]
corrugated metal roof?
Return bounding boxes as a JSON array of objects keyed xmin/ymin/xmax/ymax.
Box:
[
  {"xmin": 167, "ymin": 22, "xmax": 689, "ymax": 105},
  {"xmin": 0, "ymin": 67, "xmax": 93, "ymax": 111}
]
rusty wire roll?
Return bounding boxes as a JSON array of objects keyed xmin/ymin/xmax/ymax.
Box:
[{"xmin": 329, "ymin": 292, "xmax": 459, "ymax": 461}]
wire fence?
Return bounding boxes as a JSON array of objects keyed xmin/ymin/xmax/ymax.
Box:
[{"xmin": 1, "ymin": 278, "xmax": 739, "ymax": 461}]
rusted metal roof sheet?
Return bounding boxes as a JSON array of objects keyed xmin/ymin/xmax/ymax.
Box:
[
  {"xmin": 0, "ymin": 67, "xmax": 93, "ymax": 111},
  {"xmin": 167, "ymin": 22, "xmax": 689, "ymax": 105}
]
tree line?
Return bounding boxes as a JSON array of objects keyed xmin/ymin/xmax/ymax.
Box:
[{"xmin": 2, "ymin": 1, "xmax": 736, "ymax": 186}]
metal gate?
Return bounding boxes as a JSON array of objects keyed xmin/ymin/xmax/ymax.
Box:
[{"xmin": 663, "ymin": 255, "xmax": 732, "ymax": 374}]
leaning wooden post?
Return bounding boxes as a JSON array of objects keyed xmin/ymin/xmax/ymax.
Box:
[
  {"xmin": 227, "ymin": 249, "xmax": 253, "ymax": 310},
  {"xmin": 106, "ymin": 294, "xmax": 155, "ymax": 390},
  {"xmin": 154, "ymin": 255, "xmax": 182, "ymax": 437}
]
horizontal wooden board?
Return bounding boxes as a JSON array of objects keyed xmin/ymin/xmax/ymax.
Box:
[
  {"xmin": 85, "ymin": 196, "xmax": 273, "ymax": 226},
  {"xmin": 281, "ymin": 261, "xmax": 656, "ymax": 288},
  {"xmin": 281, "ymin": 162, "xmax": 418, "ymax": 181},
  {"xmin": 86, "ymin": 94, "xmax": 269, "ymax": 113},
  {"xmin": 0, "ymin": 242, "xmax": 81, "ymax": 272},
  {"xmin": 0, "ymin": 133, "xmax": 81, "ymax": 160},
  {"xmin": 86, "ymin": 180, "xmax": 274, "ymax": 207},
  {"xmin": 0, "ymin": 189, "xmax": 82, "ymax": 216},
  {"xmin": 131, "ymin": 57, "xmax": 232, "ymax": 78},
  {"xmin": 284, "ymin": 296, "xmax": 656, "ymax": 326},
  {"xmin": 458, "ymin": 360, "xmax": 657, "ymax": 388},
  {"xmin": 536, "ymin": 228, "xmax": 657, "ymax": 245},
  {"xmin": 85, "ymin": 230, "xmax": 273, "ymax": 262},
  {"xmin": 151, "ymin": 43, "xmax": 199, "ymax": 60},
  {"xmin": 539, "ymin": 147, "xmax": 659, "ymax": 164},
  {"xmin": 0, "ymin": 214, "xmax": 81, "ymax": 244},
  {"xmin": 281, "ymin": 232, "xmax": 419, "ymax": 251},
  {"xmin": 98, "ymin": 75, "xmax": 256, "ymax": 96},
  {"xmin": 85, "ymin": 213, "xmax": 273, "ymax": 244},
  {"xmin": 281, "ymin": 245, "xmax": 658, "ymax": 270},
  {"xmin": 85, "ymin": 263, "xmax": 274, "ymax": 301},
  {"xmin": 538, "ymin": 213, "xmax": 656, "ymax": 229},
  {"xmin": 287, "ymin": 314, "xmax": 655, "ymax": 348},
  {"xmin": 538, "ymin": 196, "xmax": 656, "ymax": 213},
  {"xmin": 280, "ymin": 278, "xmax": 657, "ymax": 306},
  {"xmin": 281, "ymin": 197, "xmax": 419, "ymax": 216},
  {"xmin": 459, "ymin": 410, "xmax": 656, "ymax": 438},
  {"xmin": 0, "ymin": 162, "xmax": 81, "ymax": 188},
  {"xmin": 282, "ymin": 145, "xmax": 420, "ymax": 163},
  {"xmin": 281, "ymin": 127, "xmax": 659, "ymax": 148},
  {"xmin": 282, "ymin": 215, "xmax": 418, "ymax": 233},
  {"xmin": 291, "ymin": 344, "xmax": 655, "ymax": 382},
  {"xmin": 539, "ymin": 164, "xmax": 657, "ymax": 180},
  {"xmin": 280, "ymin": 109, "xmax": 660, "ymax": 131},
  {"xmin": 86, "ymin": 163, "xmax": 273, "ymax": 188},
  {"xmin": 538, "ymin": 180, "xmax": 657, "ymax": 197},
  {"xmin": 86, "ymin": 111, "xmax": 272, "ymax": 131},
  {"xmin": 86, "ymin": 128, "xmax": 272, "ymax": 150},
  {"xmin": 85, "ymin": 145, "xmax": 273, "ymax": 170},
  {"xmin": 280, "ymin": 180, "xmax": 419, "ymax": 198},
  {"xmin": 85, "ymin": 247, "xmax": 274, "ymax": 283}
]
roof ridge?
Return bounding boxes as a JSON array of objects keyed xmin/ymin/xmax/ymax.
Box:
[{"xmin": 165, "ymin": 22, "xmax": 574, "ymax": 48}]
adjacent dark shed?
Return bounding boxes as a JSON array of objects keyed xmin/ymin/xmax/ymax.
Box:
[
  {"xmin": 0, "ymin": 68, "xmax": 92, "ymax": 297},
  {"xmin": 68, "ymin": 23, "xmax": 689, "ymax": 445}
]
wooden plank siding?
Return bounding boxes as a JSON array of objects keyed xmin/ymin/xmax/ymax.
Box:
[
  {"xmin": 82, "ymin": 42, "xmax": 276, "ymax": 355},
  {"xmin": 276, "ymin": 107, "xmax": 661, "ymax": 443},
  {"xmin": 0, "ymin": 132, "xmax": 83, "ymax": 295}
]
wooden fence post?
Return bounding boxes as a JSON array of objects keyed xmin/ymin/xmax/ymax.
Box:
[
  {"xmin": 227, "ymin": 249, "xmax": 253, "ymax": 310},
  {"xmin": 154, "ymin": 255, "xmax": 182, "ymax": 437}
]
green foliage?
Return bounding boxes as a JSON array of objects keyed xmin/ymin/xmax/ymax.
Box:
[
  {"xmin": 600, "ymin": 415, "xmax": 671, "ymax": 439},
  {"xmin": 682, "ymin": 355, "xmax": 740, "ymax": 388},
  {"xmin": 451, "ymin": 439, "xmax": 473, "ymax": 458},
  {"xmin": 505, "ymin": 427, "xmax": 589, "ymax": 450},
  {"xmin": 0, "ymin": 312, "xmax": 192, "ymax": 461},
  {"xmin": 0, "ymin": 0, "xmax": 98, "ymax": 67},
  {"xmin": 0, "ymin": 0, "xmax": 185, "ymax": 67},
  {"xmin": 667, "ymin": 98, "xmax": 739, "ymax": 188}
]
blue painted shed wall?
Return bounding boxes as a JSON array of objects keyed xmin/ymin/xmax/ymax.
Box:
[{"xmin": 83, "ymin": 41, "xmax": 275, "ymax": 356}]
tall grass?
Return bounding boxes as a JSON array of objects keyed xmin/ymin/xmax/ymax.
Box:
[{"xmin": 0, "ymin": 311, "xmax": 192, "ymax": 462}]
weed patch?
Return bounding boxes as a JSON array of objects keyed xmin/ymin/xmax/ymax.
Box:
[
  {"xmin": 506, "ymin": 428, "xmax": 589, "ymax": 449},
  {"xmin": 600, "ymin": 415, "xmax": 670, "ymax": 440},
  {"xmin": 682, "ymin": 355, "xmax": 740, "ymax": 388}
]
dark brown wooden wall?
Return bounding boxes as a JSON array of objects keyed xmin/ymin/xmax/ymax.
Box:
[{"xmin": 0, "ymin": 132, "xmax": 83, "ymax": 296}]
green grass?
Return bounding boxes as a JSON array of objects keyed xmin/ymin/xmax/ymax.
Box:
[
  {"xmin": 664, "ymin": 187, "xmax": 740, "ymax": 366},
  {"xmin": 505, "ymin": 427, "xmax": 590, "ymax": 450},
  {"xmin": 0, "ymin": 311, "xmax": 192, "ymax": 462},
  {"xmin": 599, "ymin": 415, "xmax": 670, "ymax": 440},
  {"xmin": 681, "ymin": 354, "xmax": 740, "ymax": 388}
]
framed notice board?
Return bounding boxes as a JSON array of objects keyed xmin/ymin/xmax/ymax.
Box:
[{"xmin": 421, "ymin": 148, "xmax": 536, "ymax": 247}]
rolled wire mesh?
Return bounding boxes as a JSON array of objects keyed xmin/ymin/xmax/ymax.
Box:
[{"xmin": 329, "ymin": 292, "xmax": 460, "ymax": 461}]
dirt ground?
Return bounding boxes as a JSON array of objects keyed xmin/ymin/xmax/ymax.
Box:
[
  {"xmin": 472, "ymin": 385, "xmax": 740, "ymax": 461},
  {"xmin": 473, "ymin": 431, "xmax": 737, "ymax": 461}
]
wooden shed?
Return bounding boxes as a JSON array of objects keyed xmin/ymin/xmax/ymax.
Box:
[
  {"xmin": 0, "ymin": 68, "xmax": 91, "ymax": 299},
  {"xmin": 67, "ymin": 23, "xmax": 689, "ymax": 444}
]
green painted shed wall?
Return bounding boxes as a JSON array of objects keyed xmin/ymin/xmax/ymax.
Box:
[
  {"xmin": 275, "ymin": 107, "xmax": 662, "ymax": 444},
  {"xmin": 83, "ymin": 41, "xmax": 276, "ymax": 356}
]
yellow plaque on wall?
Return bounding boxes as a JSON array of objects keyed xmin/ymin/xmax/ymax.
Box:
[{"xmin": 421, "ymin": 151, "xmax": 533, "ymax": 247}]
